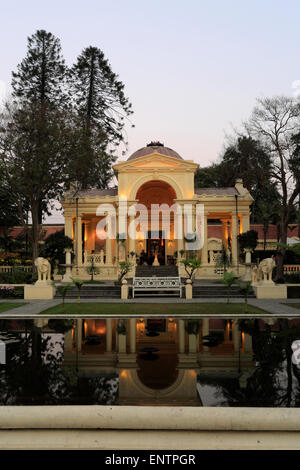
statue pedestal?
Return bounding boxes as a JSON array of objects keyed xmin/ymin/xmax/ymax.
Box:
[
  {"xmin": 253, "ymin": 283, "xmax": 287, "ymax": 299},
  {"xmin": 62, "ymin": 249, "xmax": 73, "ymax": 283},
  {"xmin": 242, "ymin": 264, "xmax": 252, "ymax": 281},
  {"xmin": 35, "ymin": 280, "xmax": 52, "ymax": 287},
  {"xmin": 185, "ymin": 279, "xmax": 193, "ymax": 299},
  {"xmin": 62, "ymin": 265, "xmax": 73, "ymax": 283},
  {"xmin": 24, "ymin": 283, "xmax": 56, "ymax": 300}
]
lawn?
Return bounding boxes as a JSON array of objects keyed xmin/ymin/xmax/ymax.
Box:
[
  {"xmin": 40, "ymin": 302, "xmax": 267, "ymax": 316},
  {"xmin": 285, "ymin": 303, "xmax": 300, "ymax": 311},
  {"xmin": 0, "ymin": 302, "xmax": 27, "ymax": 313}
]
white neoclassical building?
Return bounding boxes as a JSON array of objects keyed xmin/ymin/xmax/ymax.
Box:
[{"xmin": 62, "ymin": 142, "xmax": 253, "ymax": 279}]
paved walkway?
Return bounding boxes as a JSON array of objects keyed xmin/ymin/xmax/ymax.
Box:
[{"xmin": 1, "ymin": 297, "xmax": 300, "ymax": 317}]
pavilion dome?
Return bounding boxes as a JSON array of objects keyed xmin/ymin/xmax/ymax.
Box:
[{"xmin": 127, "ymin": 141, "xmax": 183, "ymax": 161}]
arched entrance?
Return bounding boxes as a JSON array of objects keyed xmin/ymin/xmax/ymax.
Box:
[
  {"xmin": 136, "ymin": 180, "xmax": 177, "ymax": 265},
  {"xmin": 136, "ymin": 318, "xmax": 179, "ymax": 390}
]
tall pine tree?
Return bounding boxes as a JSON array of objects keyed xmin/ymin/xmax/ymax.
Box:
[
  {"xmin": 68, "ymin": 46, "xmax": 133, "ymax": 189},
  {"xmin": 7, "ymin": 30, "xmax": 69, "ymax": 262},
  {"xmin": 11, "ymin": 29, "xmax": 67, "ymax": 106}
]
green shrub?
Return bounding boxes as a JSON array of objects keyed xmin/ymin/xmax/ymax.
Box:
[
  {"xmin": 0, "ymin": 267, "xmax": 34, "ymax": 284},
  {"xmin": 237, "ymin": 230, "xmax": 258, "ymax": 251},
  {"xmin": 0, "ymin": 286, "xmax": 24, "ymax": 298}
]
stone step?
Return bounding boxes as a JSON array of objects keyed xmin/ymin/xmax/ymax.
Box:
[
  {"xmin": 192, "ymin": 286, "xmax": 248, "ymax": 292},
  {"xmin": 135, "ymin": 265, "xmax": 179, "ymax": 277},
  {"xmin": 192, "ymin": 284, "xmax": 255, "ymax": 298},
  {"xmin": 193, "ymin": 294, "xmax": 255, "ymax": 298}
]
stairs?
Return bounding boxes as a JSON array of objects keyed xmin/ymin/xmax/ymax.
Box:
[
  {"xmin": 55, "ymin": 284, "xmax": 121, "ymax": 299},
  {"xmin": 135, "ymin": 265, "xmax": 179, "ymax": 277},
  {"xmin": 192, "ymin": 284, "xmax": 255, "ymax": 298}
]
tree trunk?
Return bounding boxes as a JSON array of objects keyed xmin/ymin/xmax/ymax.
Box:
[
  {"xmin": 276, "ymin": 218, "xmax": 288, "ymax": 281},
  {"xmin": 31, "ymin": 200, "xmax": 40, "ymax": 268},
  {"xmin": 263, "ymin": 222, "xmax": 268, "ymax": 253}
]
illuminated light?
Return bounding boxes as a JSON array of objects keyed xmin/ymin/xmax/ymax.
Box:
[{"xmin": 120, "ymin": 370, "xmax": 127, "ymax": 377}]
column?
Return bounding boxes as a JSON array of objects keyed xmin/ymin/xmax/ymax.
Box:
[
  {"xmin": 202, "ymin": 318, "xmax": 209, "ymax": 352},
  {"xmin": 231, "ymin": 213, "xmax": 238, "ymax": 268},
  {"xmin": 129, "ymin": 319, "xmax": 136, "ymax": 354},
  {"xmin": 221, "ymin": 219, "xmax": 228, "ymax": 248},
  {"xmin": 243, "ymin": 332, "xmax": 252, "ymax": 352},
  {"xmin": 178, "ymin": 319, "xmax": 185, "ymax": 353},
  {"xmin": 64, "ymin": 215, "xmax": 73, "ymax": 239},
  {"xmin": 84, "ymin": 220, "xmax": 90, "ymax": 253},
  {"xmin": 201, "ymin": 213, "xmax": 208, "ymax": 264},
  {"xmin": 188, "ymin": 334, "xmax": 197, "ymax": 353},
  {"xmin": 76, "ymin": 215, "xmax": 82, "ymax": 266},
  {"xmin": 106, "ymin": 319, "xmax": 112, "ymax": 353},
  {"xmin": 128, "ymin": 214, "xmax": 136, "ymax": 255},
  {"xmin": 242, "ymin": 213, "xmax": 250, "ymax": 233},
  {"xmin": 118, "ymin": 332, "xmax": 127, "ymax": 353},
  {"xmin": 176, "ymin": 205, "xmax": 184, "ymax": 259},
  {"xmin": 105, "ymin": 215, "xmax": 112, "ymax": 265},
  {"xmin": 64, "ymin": 329, "xmax": 73, "ymax": 354},
  {"xmin": 76, "ymin": 319, "xmax": 82, "ymax": 352},
  {"xmin": 233, "ymin": 320, "xmax": 240, "ymax": 352}
]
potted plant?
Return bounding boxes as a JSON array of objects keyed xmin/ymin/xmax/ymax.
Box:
[
  {"xmin": 238, "ymin": 281, "xmax": 252, "ymax": 312},
  {"xmin": 180, "ymin": 258, "xmax": 201, "ymax": 282},
  {"xmin": 221, "ymin": 271, "xmax": 238, "ymax": 304},
  {"xmin": 215, "ymin": 245, "xmax": 232, "ymax": 273},
  {"xmin": 116, "ymin": 319, "xmax": 127, "ymax": 335},
  {"xmin": 56, "ymin": 283, "xmax": 72, "ymax": 306},
  {"xmin": 86, "ymin": 255, "xmax": 100, "ymax": 282},
  {"xmin": 116, "ymin": 261, "xmax": 133, "ymax": 286},
  {"xmin": 237, "ymin": 230, "xmax": 258, "ymax": 263},
  {"xmin": 71, "ymin": 277, "xmax": 84, "ymax": 303},
  {"xmin": 185, "ymin": 320, "xmax": 200, "ymax": 335}
]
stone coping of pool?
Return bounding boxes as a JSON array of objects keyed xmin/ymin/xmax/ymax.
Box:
[
  {"xmin": 2, "ymin": 312, "xmax": 300, "ymax": 319},
  {"xmin": 1, "ymin": 406, "xmax": 300, "ymax": 449},
  {"xmin": 1, "ymin": 405, "xmax": 300, "ymax": 431}
]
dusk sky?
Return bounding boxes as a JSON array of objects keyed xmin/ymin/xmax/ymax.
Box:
[{"xmin": 1, "ymin": 0, "xmax": 299, "ymax": 221}]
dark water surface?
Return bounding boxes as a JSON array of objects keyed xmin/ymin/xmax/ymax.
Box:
[{"xmin": 1, "ymin": 317, "xmax": 300, "ymax": 407}]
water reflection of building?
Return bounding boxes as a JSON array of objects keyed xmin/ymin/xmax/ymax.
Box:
[{"xmin": 63, "ymin": 318, "xmax": 255, "ymax": 406}]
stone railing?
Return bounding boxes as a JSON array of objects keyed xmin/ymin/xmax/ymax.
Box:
[
  {"xmin": 284, "ymin": 265, "xmax": 300, "ymax": 274},
  {"xmin": 83, "ymin": 251, "xmax": 115, "ymax": 266},
  {"xmin": 84, "ymin": 252, "xmax": 105, "ymax": 265},
  {"xmin": 0, "ymin": 265, "xmax": 32, "ymax": 273}
]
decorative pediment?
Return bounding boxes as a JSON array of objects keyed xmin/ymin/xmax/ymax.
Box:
[
  {"xmin": 114, "ymin": 152, "xmax": 198, "ymax": 173},
  {"xmin": 133, "ymin": 158, "xmax": 181, "ymax": 168}
]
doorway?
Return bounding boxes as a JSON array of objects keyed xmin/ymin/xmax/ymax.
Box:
[{"xmin": 147, "ymin": 230, "xmax": 165, "ymax": 265}]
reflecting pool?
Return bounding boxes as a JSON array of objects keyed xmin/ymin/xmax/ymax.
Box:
[{"xmin": 1, "ymin": 317, "xmax": 300, "ymax": 406}]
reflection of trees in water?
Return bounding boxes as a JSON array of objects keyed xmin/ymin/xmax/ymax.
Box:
[
  {"xmin": 215, "ymin": 320, "xmax": 300, "ymax": 407},
  {"xmin": 0, "ymin": 320, "xmax": 118, "ymax": 405}
]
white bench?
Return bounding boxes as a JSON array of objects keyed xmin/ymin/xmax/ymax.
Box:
[{"xmin": 132, "ymin": 277, "xmax": 182, "ymax": 298}]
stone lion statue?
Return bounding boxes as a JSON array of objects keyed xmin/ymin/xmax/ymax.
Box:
[
  {"xmin": 34, "ymin": 257, "xmax": 51, "ymax": 282},
  {"xmin": 251, "ymin": 265, "xmax": 259, "ymax": 284},
  {"xmin": 258, "ymin": 257, "xmax": 276, "ymax": 282}
]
